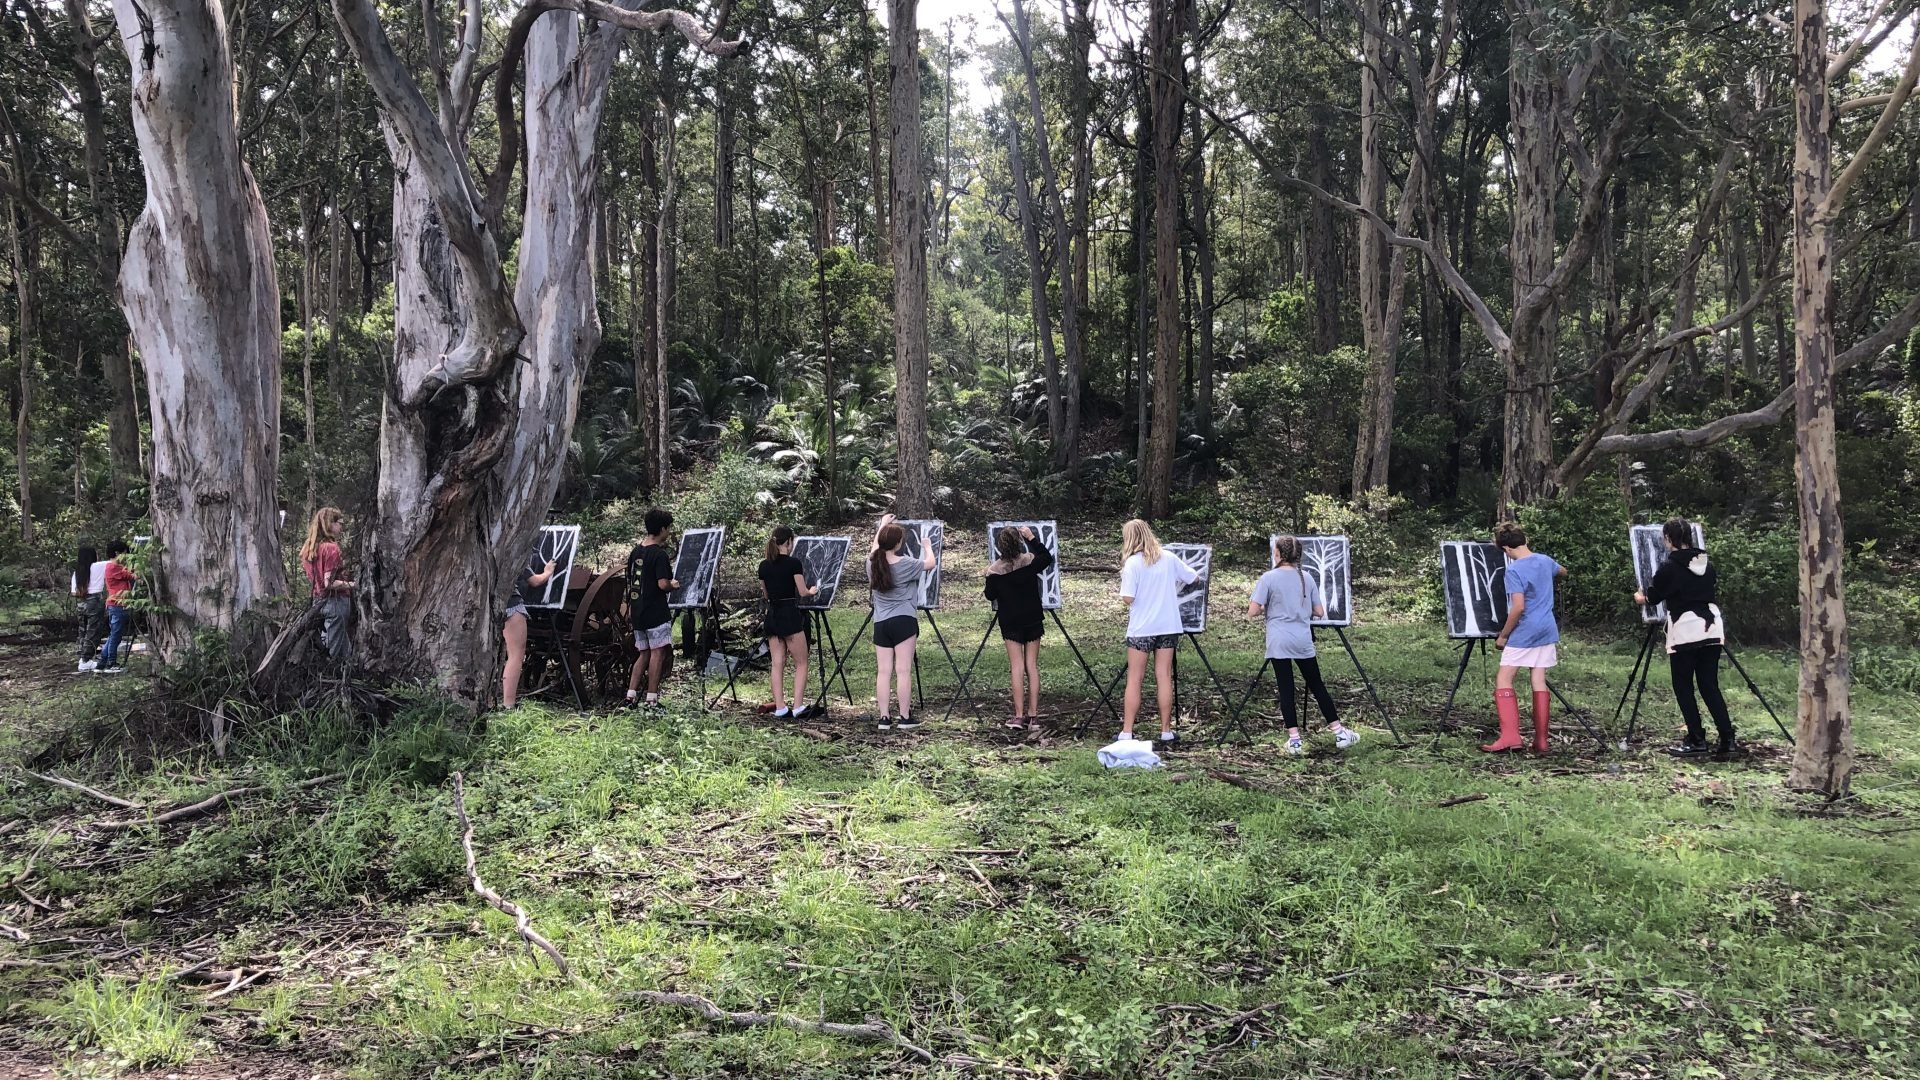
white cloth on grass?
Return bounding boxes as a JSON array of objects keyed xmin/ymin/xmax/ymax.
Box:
[
  {"xmin": 1120, "ymin": 552, "xmax": 1199, "ymax": 638},
  {"xmin": 1098, "ymin": 737, "xmax": 1163, "ymax": 770}
]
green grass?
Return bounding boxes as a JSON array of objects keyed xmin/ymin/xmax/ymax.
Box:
[{"xmin": 3, "ymin": 569, "xmax": 1919, "ymax": 1077}]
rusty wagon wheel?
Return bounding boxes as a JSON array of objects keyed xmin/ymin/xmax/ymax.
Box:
[{"xmin": 568, "ymin": 569, "xmax": 632, "ymax": 706}]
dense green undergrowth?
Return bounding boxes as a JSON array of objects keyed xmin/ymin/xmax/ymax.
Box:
[{"xmin": 3, "ymin": 570, "xmax": 1919, "ymax": 1078}]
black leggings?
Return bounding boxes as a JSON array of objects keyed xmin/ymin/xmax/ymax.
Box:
[
  {"xmin": 1271, "ymin": 658, "xmax": 1338, "ymax": 729},
  {"xmin": 1670, "ymin": 644, "xmax": 1734, "ymax": 744}
]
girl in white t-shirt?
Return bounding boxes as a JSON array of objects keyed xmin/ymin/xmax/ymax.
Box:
[{"xmin": 1117, "ymin": 519, "xmax": 1199, "ymax": 746}]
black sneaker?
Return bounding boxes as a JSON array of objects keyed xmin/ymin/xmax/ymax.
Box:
[
  {"xmin": 1157, "ymin": 732, "xmax": 1181, "ymax": 752},
  {"xmin": 1711, "ymin": 738, "xmax": 1744, "ymax": 760},
  {"xmin": 790, "ymin": 704, "xmax": 813, "ymax": 720},
  {"xmin": 1665, "ymin": 739, "xmax": 1712, "ymax": 756},
  {"xmin": 867, "ymin": 713, "xmax": 890, "ymax": 731},
  {"xmin": 894, "ymin": 715, "xmax": 923, "ymax": 731}
]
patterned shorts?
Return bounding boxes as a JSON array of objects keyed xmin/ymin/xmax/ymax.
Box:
[
  {"xmin": 1126, "ymin": 633, "xmax": 1180, "ymax": 652},
  {"xmin": 634, "ymin": 622, "xmax": 673, "ymax": 651}
]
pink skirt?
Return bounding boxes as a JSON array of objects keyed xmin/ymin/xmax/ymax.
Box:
[{"xmin": 1499, "ymin": 644, "xmax": 1559, "ymax": 669}]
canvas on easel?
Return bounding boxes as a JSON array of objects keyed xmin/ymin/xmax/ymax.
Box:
[
  {"xmin": 1440, "ymin": 541, "xmax": 1508, "ymax": 639},
  {"xmin": 1276, "ymin": 534, "xmax": 1352, "ymax": 627},
  {"xmin": 1630, "ymin": 522, "xmax": 1705, "ymax": 624},
  {"xmin": 895, "ymin": 519, "xmax": 945, "ymax": 609},
  {"xmin": 794, "ymin": 535, "xmax": 851, "ymax": 610},
  {"xmin": 986, "ymin": 520, "xmax": 1061, "ymax": 610},
  {"xmin": 529, "ymin": 525, "xmax": 580, "ymax": 608},
  {"xmin": 1165, "ymin": 543, "xmax": 1214, "ymax": 633},
  {"xmin": 669, "ymin": 527, "xmax": 726, "ymax": 609}
]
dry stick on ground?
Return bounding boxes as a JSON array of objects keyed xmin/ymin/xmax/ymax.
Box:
[
  {"xmin": 449, "ymin": 771, "xmax": 572, "ymax": 978},
  {"xmin": 20, "ymin": 769, "xmax": 145, "ymax": 809},
  {"xmin": 625, "ymin": 990, "xmax": 934, "ymax": 1064},
  {"xmin": 92, "ymin": 773, "xmax": 345, "ymax": 830},
  {"xmin": 1436, "ymin": 793, "xmax": 1491, "ymax": 808}
]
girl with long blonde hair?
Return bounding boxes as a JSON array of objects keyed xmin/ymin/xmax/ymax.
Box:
[
  {"xmin": 300, "ymin": 508, "xmax": 354, "ymax": 661},
  {"xmin": 1116, "ymin": 519, "xmax": 1197, "ymax": 746}
]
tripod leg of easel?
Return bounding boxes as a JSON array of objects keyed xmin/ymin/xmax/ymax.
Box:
[
  {"xmin": 1546, "ymin": 681, "xmax": 1610, "ymax": 751},
  {"xmin": 1049, "ymin": 608, "xmax": 1121, "ymax": 729},
  {"xmin": 943, "ymin": 612, "xmax": 999, "ymax": 724},
  {"xmin": 1611, "ymin": 624, "xmax": 1655, "ymax": 733},
  {"xmin": 1184, "ymin": 634, "xmax": 1240, "ymax": 741},
  {"xmin": 1723, "ymin": 645, "xmax": 1794, "ymax": 744},
  {"xmin": 1433, "ymin": 639, "xmax": 1479, "ymax": 749},
  {"xmin": 1331, "ymin": 627, "xmax": 1400, "ymax": 744},
  {"xmin": 1214, "ymin": 664, "xmax": 1268, "ymax": 747},
  {"xmin": 1623, "ymin": 632, "xmax": 1657, "ymax": 747},
  {"xmin": 815, "ymin": 613, "xmax": 872, "ymax": 711},
  {"xmin": 1076, "ymin": 665, "xmax": 1129, "ymax": 737},
  {"xmin": 922, "ymin": 611, "xmax": 981, "ymax": 720}
]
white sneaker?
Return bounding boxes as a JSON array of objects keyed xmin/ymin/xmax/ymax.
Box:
[
  {"xmin": 77, "ymin": 660, "xmax": 97, "ymax": 673},
  {"xmin": 1334, "ymin": 727, "xmax": 1359, "ymax": 750},
  {"xmin": 773, "ymin": 706, "xmax": 792, "ymax": 718},
  {"xmin": 1286, "ymin": 736, "xmax": 1305, "ymax": 756},
  {"xmin": 1115, "ymin": 732, "xmax": 1137, "ymax": 743}
]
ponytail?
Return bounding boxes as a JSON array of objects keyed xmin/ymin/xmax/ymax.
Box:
[
  {"xmin": 767, "ymin": 525, "xmax": 796, "ymax": 561},
  {"xmin": 870, "ymin": 523, "xmax": 904, "ymax": 593}
]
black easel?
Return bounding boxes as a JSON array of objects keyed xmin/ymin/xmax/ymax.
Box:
[
  {"xmin": 1075, "ymin": 631, "xmax": 1236, "ymax": 739},
  {"xmin": 814, "ymin": 610, "xmax": 873, "ymax": 711},
  {"xmin": 541, "ymin": 605, "xmax": 587, "ymax": 709},
  {"xmin": 919, "ymin": 610, "xmax": 981, "ymax": 718},
  {"xmin": 1433, "ymin": 636, "xmax": 1609, "ymax": 752},
  {"xmin": 678, "ymin": 601, "xmax": 734, "ymax": 708},
  {"xmin": 1220, "ymin": 626, "xmax": 1402, "ymax": 746},
  {"xmin": 1612, "ymin": 625, "xmax": 1794, "ymax": 746},
  {"xmin": 942, "ymin": 607, "xmax": 1122, "ymax": 729},
  {"xmin": 806, "ymin": 607, "xmax": 856, "ymax": 706}
]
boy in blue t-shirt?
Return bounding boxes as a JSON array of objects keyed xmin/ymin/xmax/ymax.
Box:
[{"xmin": 1485, "ymin": 522, "xmax": 1568, "ymax": 753}]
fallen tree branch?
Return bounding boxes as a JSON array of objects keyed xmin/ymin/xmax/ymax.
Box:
[
  {"xmin": 92, "ymin": 773, "xmax": 345, "ymax": 830},
  {"xmin": 450, "ymin": 771, "xmax": 571, "ymax": 977},
  {"xmin": 20, "ymin": 770, "xmax": 145, "ymax": 810},
  {"xmin": 1435, "ymin": 793, "xmax": 1490, "ymax": 808},
  {"xmin": 625, "ymin": 990, "xmax": 934, "ymax": 1063}
]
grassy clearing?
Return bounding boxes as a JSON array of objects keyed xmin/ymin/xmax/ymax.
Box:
[{"xmin": 2, "ymin": 570, "xmax": 1918, "ymax": 1077}]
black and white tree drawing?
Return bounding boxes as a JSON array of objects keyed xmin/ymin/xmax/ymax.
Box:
[
  {"xmin": 1166, "ymin": 543, "xmax": 1213, "ymax": 633},
  {"xmin": 794, "ymin": 536, "xmax": 851, "ymax": 610},
  {"xmin": 669, "ymin": 527, "xmax": 726, "ymax": 609},
  {"xmin": 1289, "ymin": 535, "xmax": 1353, "ymax": 627},
  {"xmin": 896, "ymin": 519, "xmax": 945, "ymax": 609},
  {"xmin": 529, "ymin": 525, "xmax": 579, "ymax": 608},
  {"xmin": 1631, "ymin": 522, "xmax": 1706, "ymax": 624},
  {"xmin": 1441, "ymin": 541, "xmax": 1509, "ymax": 638},
  {"xmin": 987, "ymin": 520, "xmax": 1062, "ymax": 610}
]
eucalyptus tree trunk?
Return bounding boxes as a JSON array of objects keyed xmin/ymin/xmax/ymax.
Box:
[
  {"xmin": 109, "ymin": 0, "xmax": 288, "ymax": 658},
  {"xmin": 1786, "ymin": 0, "xmax": 1850, "ymax": 795},
  {"xmin": 1062, "ymin": 0, "xmax": 1094, "ymax": 426},
  {"xmin": 6, "ymin": 209, "xmax": 33, "ymax": 546},
  {"xmin": 1138, "ymin": 0, "xmax": 1184, "ymax": 519},
  {"xmin": 889, "ymin": 0, "xmax": 932, "ymax": 516},
  {"xmin": 335, "ymin": 0, "xmax": 737, "ymax": 698},
  {"xmin": 1006, "ymin": 117, "xmax": 1063, "ymax": 446},
  {"xmin": 65, "ymin": 0, "xmax": 144, "ymax": 506},
  {"xmin": 1501, "ymin": 0, "xmax": 1559, "ymax": 515},
  {"xmin": 1009, "ymin": 0, "xmax": 1084, "ymax": 474}
]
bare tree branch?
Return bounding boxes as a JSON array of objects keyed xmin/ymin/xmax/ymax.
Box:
[
  {"xmin": 1825, "ymin": 25, "xmax": 1920, "ymax": 217},
  {"xmin": 625, "ymin": 990, "xmax": 934, "ymax": 1062},
  {"xmin": 450, "ymin": 771, "xmax": 572, "ymax": 977}
]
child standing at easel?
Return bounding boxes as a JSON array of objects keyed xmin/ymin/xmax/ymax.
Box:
[{"xmin": 1485, "ymin": 522, "xmax": 1568, "ymax": 753}]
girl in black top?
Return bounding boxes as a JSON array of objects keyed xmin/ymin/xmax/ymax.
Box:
[
  {"xmin": 758, "ymin": 526, "xmax": 816, "ymax": 718},
  {"xmin": 984, "ymin": 525, "xmax": 1053, "ymax": 728},
  {"xmin": 1634, "ymin": 517, "xmax": 1737, "ymax": 757}
]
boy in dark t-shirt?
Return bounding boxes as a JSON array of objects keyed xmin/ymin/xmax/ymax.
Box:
[{"xmin": 624, "ymin": 508, "xmax": 681, "ymax": 710}]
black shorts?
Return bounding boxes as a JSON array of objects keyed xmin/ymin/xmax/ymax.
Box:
[
  {"xmin": 763, "ymin": 604, "xmax": 809, "ymax": 641},
  {"xmin": 873, "ymin": 614, "xmax": 920, "ymax": 648},
  {"xmin": 1001, "ymin": 621, "xmax": 1044, "ymax": 644}
]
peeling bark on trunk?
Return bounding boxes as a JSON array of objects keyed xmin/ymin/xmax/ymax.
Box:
[
  {"xmin": 1502, "ymin": 4, "xmax": 1558, "ymax": 515},
  {"xmin": 111, "ymin": 0, "xmax": 288, "ymax": 657},
  {"xmin": 1787, "ymin": 0, "xmax": 1851, "ymax": 796},
  {"xmin": 1139, "ymin": 0, "xmax": 1184, "ymax": 519},
  {"xmin": 1186, "ymin": 87, "xmax": 1216, "ymax": 443},
  {"xmin": 889, "ymin": 0, "xmax": 932, "ymax": 516}
]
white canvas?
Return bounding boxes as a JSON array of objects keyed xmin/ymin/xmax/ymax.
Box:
[
  {"xmin": 895, "ymin": 519, "xmax": 945, "ymax": 609},
  {"xmin": 1272, "ymin": 534, "xmax": 1353, "ymax": 627}
]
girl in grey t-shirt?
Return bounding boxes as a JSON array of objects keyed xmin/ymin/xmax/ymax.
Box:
[
  {"xmin": 868, "ymin": 514, "xmax": 936, "ymax": 731},
  {"xmin": 1248, "ymin": 535, "xmax": 1356, "ymax": 756}
]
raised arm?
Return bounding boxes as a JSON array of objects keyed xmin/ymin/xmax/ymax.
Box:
[{"xmin": 918, "ymin": 526, "xmax": 936, "ymax": 571}]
